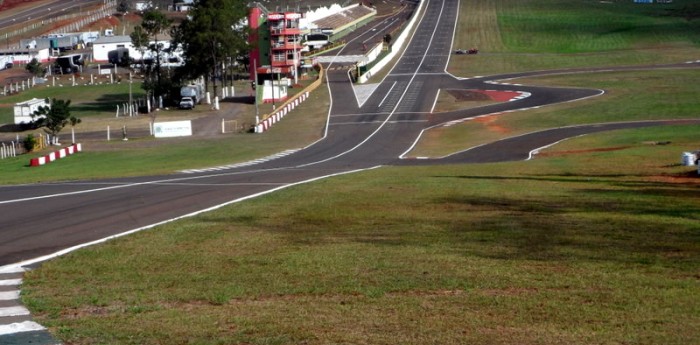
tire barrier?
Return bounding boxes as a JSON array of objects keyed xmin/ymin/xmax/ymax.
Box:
[
  {"xmin": 255, "ymin": 92, "xmax": 310, "ymax": 134},
  {"xmin": 29, "ymin": 143, "xmax": 82, "ymax": 167}
]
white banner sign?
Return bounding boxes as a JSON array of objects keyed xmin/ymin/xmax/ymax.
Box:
[{"xmin": 154, "ymin": 120, "xmax": 192, "ymax": 138}]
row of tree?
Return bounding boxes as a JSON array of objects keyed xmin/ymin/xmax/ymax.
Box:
[
  {"xmin": 20, "ymin": 1, "xmax": 250, "ymax": 148},
  {"xmin": 128, "ymin": 0, "xmax": 250, "ymax": 103}
]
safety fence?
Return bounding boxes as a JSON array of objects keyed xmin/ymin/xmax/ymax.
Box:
[
  {"xmin": 1, "ymin": 132, "xmax": 52, "ymax": 160},
  {"xmin": 254, "ymin": 64, "xmax": 325, "ymax": 134},
  {"xmin": 29, "ymin": 143, "xmax": 82, "ymax": 167}
]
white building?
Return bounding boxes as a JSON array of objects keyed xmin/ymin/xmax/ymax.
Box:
[
  {"xmin": 14, "ymin": 98, "xmax": 48, "ymax": 125},
  {"xmin": 92, "ymin": 35, "xmax": 136, "ymax": 63},
  {"xmin": 92, "ymin": 35, "xmax": 183, "ymax": 66},
  {"xmin": 0, "ymin": 47, "xmax": 51, "ymax": 64}
]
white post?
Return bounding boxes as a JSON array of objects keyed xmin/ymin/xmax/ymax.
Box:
[
  {"xmin": 206, "ymin": 92, "xmax": 211, "ymax": 105},
  {"xmin": 71, "ymin": 127, "xmax": 75, "ymax": 144},
  {"xmin": 116, "ymin": 104, "xmax": 119, "ymax": 117},
  {"xmin": 107, "ymin": 126, "xmax": 110, "ymax": 141},
  {"xmin": 214, "ymin": 96, "xmax": 219, "ymax": 110},
  {"xmin": 221, "ymin": 118, "xmax": 225, "ymax": 134}
]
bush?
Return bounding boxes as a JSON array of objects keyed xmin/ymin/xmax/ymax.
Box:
[
  {"xmin": 23, "ymin": 134, "xmax": 37, "ymax": 152},
  {"xmin": 25, "ymin": 58, "xmax": 44, "ymax": 77}
]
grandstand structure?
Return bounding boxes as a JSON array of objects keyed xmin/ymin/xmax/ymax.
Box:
[{"xmin": 308, "ymin": 3, "xmax": 377, "ymax": 40}]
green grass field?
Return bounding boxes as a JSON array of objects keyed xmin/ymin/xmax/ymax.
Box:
[
  {"xmin": 0, "ymin": 82, "xmax": 147, "ymax": 124},
  {"xmin": 22, "ymin": 129, "xmax": 700, "ymax": 344},
  {"xmin": 17, "ymin": 0, "xmax": 700, "ymax": 344},
  {"xmin": 450, "ymin": 0, "xmax": 700, "ymax": 76}
]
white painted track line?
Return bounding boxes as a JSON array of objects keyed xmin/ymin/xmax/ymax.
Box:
[
  {"xmin": 0, "ymin": 321, "xmax": 47, "ymax": 335},
  {"xmin": 0, "ymin": 306, "xmax": 30, "ymax": 317},
  {"xmin": 0, "ymin": 279, "xmax": 21, "ymax": 286},
  {"xmin": 0, "ymin": 290, "xmax": 20, "ymax": 300}
]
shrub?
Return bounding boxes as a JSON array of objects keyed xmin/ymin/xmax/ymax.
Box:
[{"xmin": 23, "ymin": 134, "xmax": 37, "ymax": 152}]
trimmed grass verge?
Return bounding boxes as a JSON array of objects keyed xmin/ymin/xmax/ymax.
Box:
[{"xmin": 449, "ymin": 0, "xmax": 700, "ymax": 76}]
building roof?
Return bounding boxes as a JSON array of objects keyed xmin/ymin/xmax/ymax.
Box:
[
  {"xmin": 93, "ymin": 35, "xmax": 132, "ymax": 44},
  {"xmin": 312, "ymin": 4, "xmax": 374, "ymax": 30}
]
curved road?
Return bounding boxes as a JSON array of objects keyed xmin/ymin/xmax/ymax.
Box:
[{"xmin": 1, "ymin": 0, "xmax": 699, "ymax": 267}]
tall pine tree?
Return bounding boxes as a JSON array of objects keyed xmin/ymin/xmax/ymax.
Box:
[{"xmin": 172, "ymin": 0, "xmax": 249, "ymax": 96}]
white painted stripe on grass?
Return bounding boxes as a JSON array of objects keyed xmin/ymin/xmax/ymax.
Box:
[
  {"xmin": 0, "ymin": 306, "xmax": 30, "ymax": 317},
  {"xmin": 0, "ymin": 321, "xmax": 46, "ymax": 335},
  {"xmin": 0, "ymin": 290, "xmax": 20, "ymax": 300},
  {"xmin": 0, "ymin": 279, "xmax": 21, "ymax": 286}
]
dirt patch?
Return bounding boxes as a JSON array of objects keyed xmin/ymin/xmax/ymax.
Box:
[
  {"xmin": 481, "ymin": 287, "xmax": 539, "ymax": 297},
  {"xmin": 473, "ymin": 114, "xmax": 511, "ymax": 134},
  {"xmin": 536, "ymin": 146, "xmax": 631, "ymax": 157},
  {"xmin": 0, "ymin": 68, "xmax": 33, "ymax": 87},
  {"xmin": 649, "ymin": 171, "xmax": 700, "ymax": 184},
  {"xmin": 82, "ymin": 12, "xmax": 142, "ymax": 32},
  {"xmin": 445, "ymin": 89, "xmax": 491, "ymax": 101},
  {"xmin": 0, "ymin": 0, "xmax": 38, "ymax": 11},
  {"xmin": 479, "ymin": 90, "xmax": 523, "ymax": 102}
]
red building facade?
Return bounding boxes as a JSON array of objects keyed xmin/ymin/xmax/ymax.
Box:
[{"xmin": 248, "ymin": 8, "xmax": 302, "ymax": 78}]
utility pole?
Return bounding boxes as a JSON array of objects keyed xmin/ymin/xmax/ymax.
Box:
[
  {"xmin": 128, "ymin": 72, "xmax": 133, "ymax": 116},
  {"xmin": 253, "ymin": 59, "xmax": 259, "ymax": 119}
]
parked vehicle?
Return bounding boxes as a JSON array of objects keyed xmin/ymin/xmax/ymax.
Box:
[
  {"xmin": 54, "ymin": 54, "xmax": 83, "ymax": 74},
  {"xmin": 0, "ymin": 57, "xmax": 12, "ymax": 70},
  {"xmin": 179, "ymin": 97, "xmax": 195, "ymax": 109},
  {"xmin": 180, "ymin": 83, "xmax": 204, "ymax": 104}
]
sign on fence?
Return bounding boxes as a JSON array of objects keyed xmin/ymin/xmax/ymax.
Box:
[{"xmin": 153, "ymin": 120, "xmax": 192, "ymax": 138}]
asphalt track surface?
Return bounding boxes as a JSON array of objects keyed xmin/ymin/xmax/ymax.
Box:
[{"xmin": 2, "ymin": 0, "xmax": 700, "ymax": 269}]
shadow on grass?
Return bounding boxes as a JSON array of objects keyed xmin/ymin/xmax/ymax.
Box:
[
  {"xmin": 71, "ymin": 93, "xmax": 146, "ymax": 116},
  {"xmin": 0, "ymin": 123, "xmax": 23, "ymax": 133},
  {"xmin": 221, "ymin": 96, "xmax": 255, "ymax": 104},
  {"xmin": 427, "ymin": 175, "xmax": 699, "ymax": 265}
]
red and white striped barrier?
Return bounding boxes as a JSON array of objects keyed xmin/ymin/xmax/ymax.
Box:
[
  {"xmin": 29, "ymin": 143, "xmax": 82, "ymax": 167},
  {"xmin": 255, "ymin": 92, "xmax": 310, "ymax": 133}
]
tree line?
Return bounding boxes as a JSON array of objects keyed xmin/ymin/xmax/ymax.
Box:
[{"xmin": 126, "ymin": 0, "xmax": 250, "ymax": 103}]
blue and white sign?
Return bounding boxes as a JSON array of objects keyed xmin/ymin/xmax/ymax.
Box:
[{"xmin": 154, "ymin": 120, "xmax": 192, "ymax": 138}]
